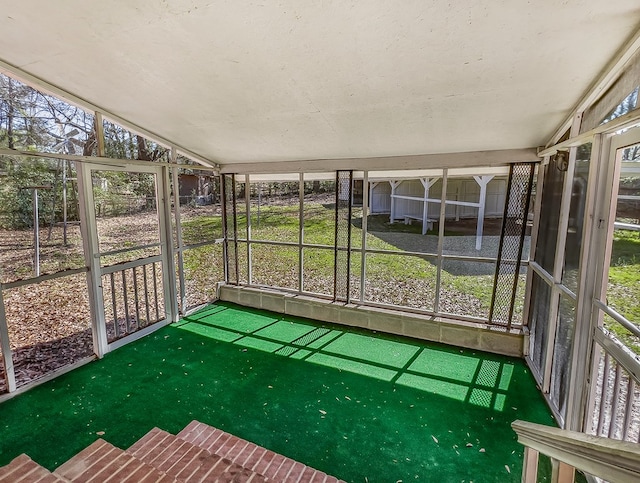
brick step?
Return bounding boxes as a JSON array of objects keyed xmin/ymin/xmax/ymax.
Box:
[
  {"xmin": 54, "ymin": 438, "xmax": 173, "ymax": 482},
  {"xmin": 128, "ymin": 427, "xmax": 265, "ymax": 482},
  {"xmin": 178, "ymin": 421, "xmax": 345, "ymax": 483},
  {"xmin": 0, "ymin": 454, "xmax": 67, "ymax": 482}
]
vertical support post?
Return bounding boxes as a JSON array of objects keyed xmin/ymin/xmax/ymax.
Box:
[
  {"xmin": 473, "ymin": 175, "xmax": 494, "ymax": 250},
  {"xmin": 62, "ymin": 160, "xmax": 68, "ymax": 245},
  {"xmin": 32, "ymin": 188, "xmax": 40, "ymax": 277},
  {"xmin": 333, "ymin": 170, "xmax": 353, "ymax": 302},
  {"xmin": 421, "ymin": 178, "xmax": 429, "ymax": 235},
  {"xmin": 0, "ymin": 288, "xmax": 17, "ymax": 392},
  {"xmin": 434, "ymin": 170, "xmax": 448, "ymax": 313},
  {"xmin": 389, "ymin": 181, "xmax": 401, "ymax": 223},
  {"xmin": 522, "ymin": 162, "xmax": 546, "ymax": 331},
  {"xmin": 298, "ymin": 173, "xmax": 304, "ymax": 293},
  {"xmin": 171, "ymin": 158, "xmax": 186, "ymax": 313},
  {"xmin": 94, "ymin": 112, "xmax": 106, "ymax": 157},
  {"xmin": 221, "ymin": 174, "xmax": 229, "ymax": 284},
  {"xmin": 346, "ymin": 172, "xmax": 353, "ymax": 304},
  {"xmin": 159, "ymin": 164, "xmax": 178, "ymax": 321},
  {"xmin": 543, "ymin": 114, "xmax": 583, "ymax": 398},
  {"xmin": 420, "ymin": 178, "xmax": 438, "ymax": 235},
  {"xmin": 521, "ymin": 447, "xmax": 539, "ymax": 483},
  {"xmin": 76, "ymin": 162, "xmax": 108, "ymax": 358},
  {"xmin": 230, "ymin": 174, "xmax": 240, "ymax": 284},
  {"xmin": 568, "ymin": 133, "xmax": 606, "ymax": 432},
  {"xmin": 360, "ymin": 171, "xmax": 369, "ymax": 303},
  {"xmin": 245, "ymin": 174, "xmax": 252, "ymax": 285},
  {"xmin": 551, "ymin": 459, "xmax": 575, "ymax": 483},
  {"xmin": 369, "ymin": 182, "xmax": 377, "ymax": 215}
]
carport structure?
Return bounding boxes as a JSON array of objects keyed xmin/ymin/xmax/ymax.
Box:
[{"xmin": 1, "ymin": 1, "xmax": 640, "ymax": 481}]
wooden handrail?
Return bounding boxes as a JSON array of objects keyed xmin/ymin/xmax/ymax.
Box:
[{"xmin": 512, "ymin": 420, "xmax": 640, "ymax": 483}]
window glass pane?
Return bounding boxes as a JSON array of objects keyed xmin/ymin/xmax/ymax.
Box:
[
  {"xmin": 182, "ymin": 244, "xmax": 224, "ymax": 310},
  {"xmin": 251, "ymin": 244, "xmax": 298, "ymax": 291},
  {"xmin": 250, "ymin": 178, "xmax": 299, "ymax": 243},
  {"xmin": 606, "ymin": 141, "xmax": 640, "ymax": 347},
  {"xmin": 0, "ymin": 157, "xmax": 85, "ymax": 282},
  {"xmin": 4, "ymin": 273, "xmax": 92, "ymax": 387},
  {"xmin": 303, "ymin": 175, "xmax": 335, "ymax": 246},
  {"xmin": 528, "ymin": 273, "xmax": 554, "ymax": 378},
  {"xmin": 103, "ymin": 119, "xmax": 169, "ymax": 161},
  {"xmin": 367, "ymin": 178, "xmax": 440, "ymax": 254},
  {"xmin": 236, "ymin": 241, "xmax": 249, "ymax": 284},
  {"xmin": 600, "ymin": 87, "xmax": 639, "ymax": 126},
  {"xmin": 302, "ymin": 247, "xmax": 333, "ymax": 296},
  {"xmin": 174, "ymin": 171, "xmax": 222, "ymax": 246},
  {"xmin": 93, "ymin": 170, "xmax": 161, "ymax": 265},
  {"xmin": 534, "ymin": 160, "xmax": 565, "ymax": 273},
  {"xmin": 0, "ymin": 73, "xmax": 96, "ymax": 155},
  {"xmin": 439, "ymin": 259, "xmax": 495, "ymax": 320},
  {"xmin": 550, "ymin": 297, "xmax": 575, "ymax": 420},
  {"xmin": 364, "ymin": 253, "xmax": 436, "ymax": 311},
  {"xmin": 442, "ymin": 175, "xmax": 507, "ymax": 258},
  {"xmin": 562, "ymin": 143, "xmax": 592, "ymax": 293}
]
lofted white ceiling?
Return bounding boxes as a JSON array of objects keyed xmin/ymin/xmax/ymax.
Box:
[{"xmin": 1, "ymin": 1, "xmax": 639, "ymax": 167}]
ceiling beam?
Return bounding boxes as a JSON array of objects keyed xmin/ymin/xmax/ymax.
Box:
[{"xmin": 220, "ymin": 148, "xmax": 541, "ymax": 174}]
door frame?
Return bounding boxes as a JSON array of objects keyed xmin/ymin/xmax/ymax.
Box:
[{"xmin": 77, "ymin": 162, "xmax": 175, "ymax": 357}]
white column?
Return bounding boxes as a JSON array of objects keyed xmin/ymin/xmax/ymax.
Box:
[
  {"xmin": 160, "ymin": 165, "xmax": 178, "ymax": 322},
  {"xmin": 171, "ymin": 159, "xmax": 186, "ymax": 314},
  {"xmin": 473, "ymin": 175, "xmax": 494, "ymax": 250},
  {"xmin": 420, "ymin": 178, "xmax": 439, "ymax": 235},
  {"xmin": 389, "ymin": 180, "xmax": 401, "ymax": 223},
  {"xmin": 76, "ymin": 162, "xmax": 108, "ymax": 358},
  {"xmin": 0, "ymin": 288, "xmax": 16, "ymax": 392}
]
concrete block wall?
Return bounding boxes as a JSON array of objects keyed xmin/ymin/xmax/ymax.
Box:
[{"xmin": 219, "ymin": 285, "xmax": 524, "ymax": 357}]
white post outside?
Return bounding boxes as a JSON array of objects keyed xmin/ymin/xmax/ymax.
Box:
[{"xmin": 473, "ymin": 175, "xmax": 494, "ymax": 250}]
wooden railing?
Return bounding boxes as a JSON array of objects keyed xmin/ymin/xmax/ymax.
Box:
[{"xmin": 512, "ymin": 420, "xmax": 640, "ymax": 483}]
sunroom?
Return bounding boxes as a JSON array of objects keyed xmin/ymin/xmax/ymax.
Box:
[{"xmin": 0, "ymin": 2, "xmax": 640, "ymax": 482}]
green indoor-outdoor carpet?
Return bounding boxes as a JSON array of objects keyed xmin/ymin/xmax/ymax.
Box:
[{"xmin": 0, "ymin": 301, "xmax": 555, "ymax": 482}]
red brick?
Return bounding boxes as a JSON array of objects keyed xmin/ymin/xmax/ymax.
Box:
[
  {"xmin": 176, "ymin": 420, "xmax": 201, "ymax": 439},
  {"xmin": 128, "ymin": 427, "xmax": 165, "ymax": 456},
  {"xmin": 55, "ymin": 439, "xmax": 116, "ymax": 481},
  {"xmin": 184, "ymin": 454, "xmax": 226, "ymax": 481},
  {"xmin": 220, "ymin": 437, "xmax": 248, "ymax": 461},
  {"xmin": 207, "ymin": 431, "xmax": 233, "ymax": 455},
  {"xmin": 298, "ymin": 467, "xmax": 318, "ymax": 482},
  {"xmin": 240, "ymin": 446, "xmax": 265, "ymax": 471},
  {"xmin": 215, "ymin": 434, "xmax": 240, "ymax": 459},
  {"xmin": 169, "ymin": 444, "xmax": 206, "ymax": 480},
  {"xmin": 193, "ymin": 425, "xmax": 224, "ymax": 452},
  {"xmin": 263, "ymin": 453, "xmax": 286, "ymax": 479},
  {"xmin": 252, "ymin": 449, "xmax": 277, "ymax": 476},
  {"xmin": 271, "ymin": 457, "xmax": 296, "ymax": 480}
]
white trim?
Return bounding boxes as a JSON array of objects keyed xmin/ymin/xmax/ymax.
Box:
[
  {"xmin": 76, "ymin": 162, "xmax": 108, "ymax": 358},
  {"xmin": 106, "ymin": 318, "xmax": 172, "ymax": 352},
  {"xmin": 0, "ymin": 355, "xmax": 96, "ymax": 403},
  {"xmin": 221, "ymin": 149, "xmax": 541, "ymax": 174},
  {"xmin": 172, "ymin": 163, "xmax": 187, "ymax": 313},
  {"xmin": 434, "ymin": 170, "xmax": 448, "ymax": 313},
  {"xmin": 0, "ymin": 289, "xmax": 16, "ymax": 392},
  {"xmin": 540, "ymin": 108, "xmax": 640, "ymax": 157},
  {"xmin": 360, "ymin": 171, "xmax": 369, "ymax": 303},
  {"xmin": 512, "ymin": 419, "xmax": 640, "ymax": 483}
]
